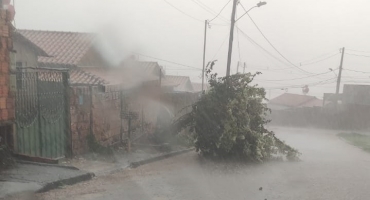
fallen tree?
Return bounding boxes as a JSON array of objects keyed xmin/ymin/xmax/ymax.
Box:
[{"xmin": 174, "ymin": 65, "xmax": 299, "ymax": 162}]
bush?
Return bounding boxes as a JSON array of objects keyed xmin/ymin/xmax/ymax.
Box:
[{"xmin": 174, "ymin": 66, "xmax": 299, "ymax": 162}]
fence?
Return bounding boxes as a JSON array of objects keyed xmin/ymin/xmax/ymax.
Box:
[
  {"xmin": 269, "ymin": 104, "xmax": 370, "ymax": 131},
  {"xmin": 15, "ymin": 69, "xmax": 70, "ymax": 159},
  {"xmin": 70, "ymin": 85, "xmax": 200, "ymax": 155}
]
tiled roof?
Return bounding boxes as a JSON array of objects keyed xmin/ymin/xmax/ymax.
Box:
[
  {"xmin": 70, "ymin": 66, "xmax": 176, "ymax": 89},
  {"xmin": 69, "ymin": 69, "xmax": 108, "ymax": 85},
  {"xmin": 165, "ymin": 75, "xmax": 193, "ymax": 92},
  {"xmin": 18, "ymin": 29, "xmax": 95, "ymax": 66},
  {"xmin": 269, "ymin": 93, "xmax": 322, "ymax": 107}
]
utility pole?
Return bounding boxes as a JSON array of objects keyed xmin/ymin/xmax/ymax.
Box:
[
  {"xmin": 335, "ymin": 47, "xmax": 345, "ymax": 103},
  {"xmin": 237, "ymin": 61, "xmax": 240, "ymax": 74},
  {"xmin": 202, "ymin": 20, "xmax": 207, "ymax": 93},
  {"xmin": 226, "ymin": 0, "xmax": 238, "ymax": 77},
  {"xmin": 243, "ymin": 62, "xmax": 246, "ymax": 74}
]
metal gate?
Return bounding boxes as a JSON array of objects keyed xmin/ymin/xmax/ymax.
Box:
[{"xmin": 15, "ymin": 69, "xmax": 70, "ymax": 159}]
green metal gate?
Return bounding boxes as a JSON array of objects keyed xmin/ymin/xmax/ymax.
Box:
[{"xmin": 15, "ymin": 69, "xmax": 70, "ymax": 159}]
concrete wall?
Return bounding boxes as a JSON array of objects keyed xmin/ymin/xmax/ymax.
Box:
[{"xmin": 11, "ymin": 40, "xmax": 38, "ymax": 68}]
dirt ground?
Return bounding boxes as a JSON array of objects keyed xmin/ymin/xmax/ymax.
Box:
[{"xmin": 6, "ymin": 127, "xmax": 370, "ymax": 200}]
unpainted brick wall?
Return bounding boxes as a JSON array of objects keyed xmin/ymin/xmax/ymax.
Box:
[
  {"xmin": 0, "ymin": 9, "xmax": 14, "ymax": 122},
  {"xmin": 70, "ymin": 86, "xmax": 91, "ymax": 155}
]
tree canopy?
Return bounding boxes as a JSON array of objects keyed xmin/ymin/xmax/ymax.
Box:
[{"xmin": 174, "ymin": 65, "xmax": 299, "ymax": 162}]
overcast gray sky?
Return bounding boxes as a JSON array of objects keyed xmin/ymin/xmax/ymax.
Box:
[{"xmin": 14, "ymin": 0, "xmax": 370, "ymax": 98}]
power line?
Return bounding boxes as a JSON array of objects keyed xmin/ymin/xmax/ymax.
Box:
[
  {"xmin": 191, "ymin": 0, "xmax": 229, "ymax": 23},
  {"xmin": 237, "ymin": 27, "xmax": 293, "ymax": 69},
  {"xmin": 347, "ymin": 49, "xmax": 370, "ymax": 54},
  {"xmin": 299, "ymin": 53, "xmax": 340, "ymax": 66},
  {"xmin": 195, "ymin": 0, "xmax": 230, "ymax": 21},
  {"xmin": 209, "ymin": 0, "xmax": 232, "ymax": 23},
  {"xmin": 299, "ymin": 50, "xmax": 340, "ymax": 64},
  {"xmin": 239, "ymin": 3, "xmax": 312, "ymax": 74},
  {"xmin": 345, "ymin": 53, "xmax": 370, "ymax": 58},
  {"xmin": 135, "ymin": 53, "xmax": 202, "ymax": 70},
  {"xmin": 211, "ymin": 34, "xmax": 229, "ymax": 60},
  {"xmin": 258, "ymin": 69, "xmax": 336, "ymax": 82},
  {"xmin": 236, "ymin": 28, "xmax": 242, "ymax": 66},
  {"xmin": 163, "ymin": 0, "xmax": 204, "ymax": 22},
  {"xmin": 265, "ymin": 77, "xmax": 337, "ymax": 90},
  {"xmin": 343, "ymin": 68, "xmax": 370, "ymax": 74}
]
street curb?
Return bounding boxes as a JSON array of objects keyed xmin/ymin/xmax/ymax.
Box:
[
  {"xmin": 16, "ymin": 160, "xmax": 80, "ymax": 171},
  {"xmin": 130, "ymin": 148, "xmax": 195, "ymax": 168},
  {"xmin": 37, "ymin": 172, "xmax": 95, "ymax": 193}
]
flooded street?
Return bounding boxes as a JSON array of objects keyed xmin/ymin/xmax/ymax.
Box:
[{"xmin": 31, "ymin": 127, "xmax": 370, "ymax": 200}]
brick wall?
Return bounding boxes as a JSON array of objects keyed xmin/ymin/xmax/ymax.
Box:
[
  {"xmin": 0, "ymin": 9, "xmax": 14, "ymax": 122},
  {"xmin": 69, "ymin": 83, "xmax": 196, "ymax": 155},
  {"xmin": 70, "ymin": 86, "xmax": 91, "ymax": 155}
]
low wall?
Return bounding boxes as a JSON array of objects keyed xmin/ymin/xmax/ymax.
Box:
[{"xmin": 269, "ymin": 104, "xmax": 370, "ymax": 131}]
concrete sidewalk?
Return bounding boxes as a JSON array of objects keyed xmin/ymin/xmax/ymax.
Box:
[
  {"xmin": 0, "ymin": 163, "xmax": 93, "ymax": 199},
  {"xmin": 0, "ymin": 147, "xmax": 194, "ymax": 199}
]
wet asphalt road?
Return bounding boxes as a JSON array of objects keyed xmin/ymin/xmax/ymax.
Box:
[{"xmin": 15, "ymin": 127, "xmax": 370, "ymax": 200}]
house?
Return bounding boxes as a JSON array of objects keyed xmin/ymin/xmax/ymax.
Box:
[
  {"xmin": 342, "ymin": 84, "xmax": 370, "ymax": 106},
  {"xmin": 192, "ymin": 82, "xmax": 210, "ymax": 93},
  {"xmin": 18, "ymin": 30, "xmax": 108, "ymax": 69},
  {"xmin": 165, "ymin": 75, "xmax": 193, "ymax": 92},
  {"xmin": 268, "ymin": 93, "xmax": 323, "ymax": 110},
  {"xmin": 12, "ymin": 32, "xmax": 49, "ymax": 70},
  {"xmin": 15, "ymin": 29, "xmax": 181, "ymax": 155}
]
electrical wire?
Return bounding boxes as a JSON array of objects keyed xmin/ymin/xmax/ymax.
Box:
[
  {"xmin": 347, "ymin": 49, "xmax": 370, "ymax": 54},
  {"xmin": 299, "ymin": 53, "xmax": 340, "ymax": 66},
  {"xmin": 298, "ymin": 50, "xmax": 340, "ymax": 64},
  {"xmin": 258, "ymin": 69, "xmax": 337, "ymax": 82},
  {"xmin": 237, "ymin": 27, "xmax": 293, "ymax": 69},
  {"xmin": 211, "ymin": 34, "xmax": 229, "ymax": 60},
  {"xmin": 209, "ymin": 0, "xmax": 232, "ymax": 23},
  {"xmin": 195, "ymin": 0, "xmax": 230, "ymax": 21},
  {"xmin": 239, "ymin": 3, "xmax": 312, "ymax": 74},
  {"xmin": 236, "ymin": 28, "xmax": 242, "ymax": 68},
  {"xmin": 343, "ymin": 68, "xmax": 370, "ymax": 74},
  {"xmin": 345, "ymin": 53, "xmax": 370, "ymax": 58},
  {"xmin": 163, "ymin": 0, "xmax": 204, "ymax": 22},
  {"xmin": 264, "ymin": 77, "xmax": 337, "ymax": 90},
  {"xmin": 191, "ymin": 0, "xmax": 229, "ymax": 23},
  {"xmin": 134, "ymin": 53, "xmax": 202, "ymax": 70}
]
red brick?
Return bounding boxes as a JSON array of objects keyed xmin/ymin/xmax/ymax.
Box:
[
  {"xmin": 1, "ymin": 109, "xmax": 8, "ymax": 120},
  {"xmin": 0, "ymin": 97, "xmax": 6, "ymax": 109},
  {"xmin": 6, "ymin": 98, "xmax": 13, "ymax": 108},
  {"xmin": 0, "ymin": 75, "xmax": 7, "ymax": 85},
  {"xmin": 7, "ymin": 108, "xmax": 14, "ymax": 120},
  {"xmin": 0, "ymin": 62, "xmax": 9, "ymax": 73}
]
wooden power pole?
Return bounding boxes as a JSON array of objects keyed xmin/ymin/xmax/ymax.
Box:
[
  {"xmin": 335, "ymin": 47, "xmax": 345, "ymax": 103},
  {"xmin": 202, "ymin": 20, "xmax": 207, "ymax": 93},
  {"xmin": 226, "ymin": 0, "xmax": 238, "ymax": 77}
]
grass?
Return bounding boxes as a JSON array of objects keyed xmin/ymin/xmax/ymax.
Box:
[{"xmin": 338, "ymin": 133, "xmax": 370, "ymax": 152}]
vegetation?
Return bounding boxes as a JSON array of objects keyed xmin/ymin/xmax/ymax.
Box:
[
  {"xmin": 174, "ymin": 64, "xmax": 300, "ymax": 162},
  {"xmin": 338, "ymin": 133, "xmax": 370, "ymax": 152}
]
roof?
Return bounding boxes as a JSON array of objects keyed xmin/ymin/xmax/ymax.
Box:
[
  {"xmin": 69, "ymin": 69, "xmax": 109, "ymax": 85},
  {"xmin": 13, "ymin": 31, "xmax": 49, "ymax": 57},
  {"xmin": 165, "ymin": 75, "xmax": 193, "ymax": 92},
  {"xmin": 269, "ymin": 93, "xmax": 323, "ymax": 108},
  {"xmin": 192, "ymin": 82, "xmax": 209, "ymax": 92},
  {"xmin": 70, "ymin": 67, "xmax": 176, "ymax": 89},
  {"xmin": 18, "ymin": 29, "xmax": 95, "ymax": 66}
]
